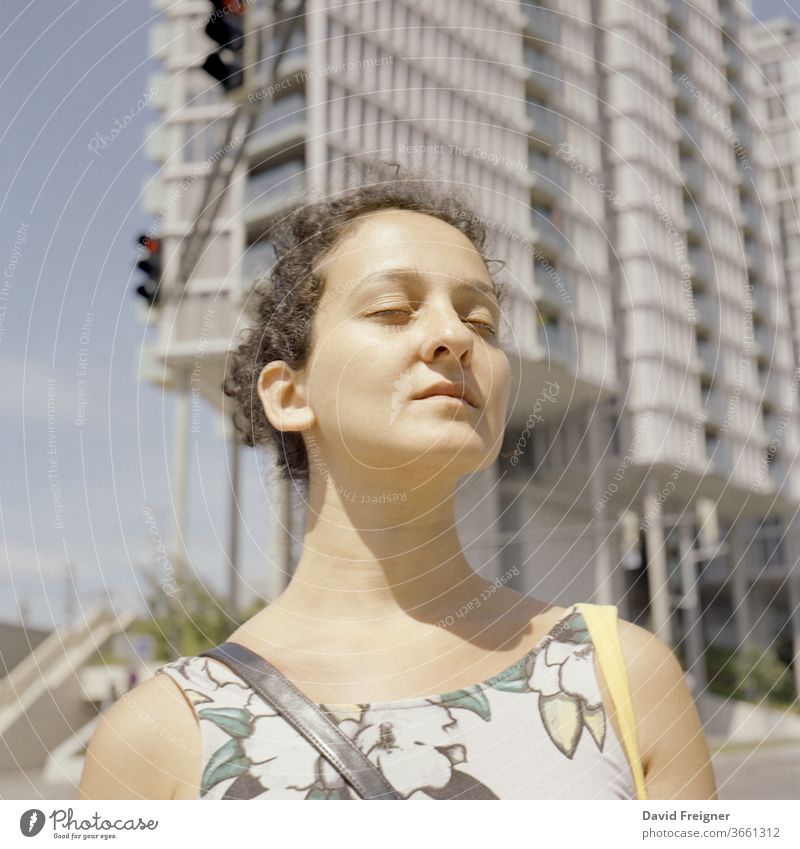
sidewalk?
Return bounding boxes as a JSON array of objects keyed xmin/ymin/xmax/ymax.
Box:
[
  {"xmin": 0, "ymin": 769, "xmax": 75, "ymax": 800},
  {"xmin": 711, "ymin": 739, "xmax": 800, "ymax": 799}
]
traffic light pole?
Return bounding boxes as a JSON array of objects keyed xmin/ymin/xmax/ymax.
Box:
[
  {"xmin": 177, "ymin": 0, "xmax": 306, "ymax": 291},
  {"xmin": 166, "ymin": 2, "xmax": 306, "ymax": 616}
]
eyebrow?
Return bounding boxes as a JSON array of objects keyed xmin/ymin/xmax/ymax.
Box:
[{"xmin": 349, "ymin": 266, "xmax": 500, "ymax": 304}]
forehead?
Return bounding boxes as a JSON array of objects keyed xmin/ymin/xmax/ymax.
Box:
[{"xmin": 317, "ymin": 209, "xmax": 491, "ymax": 296}]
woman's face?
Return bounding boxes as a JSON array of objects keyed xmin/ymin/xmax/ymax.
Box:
[{"xmin": 293, "ymin": 208, "xmax": 511, "ymax": 483}]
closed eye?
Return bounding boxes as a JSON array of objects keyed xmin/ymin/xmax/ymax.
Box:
[
  {"xmin": 368, "ymin": 309, "xmax": 496, "ymax": 334},
  {"xmin": 368, "ymin": 309, "xmax": 410, "ymax": 317}
]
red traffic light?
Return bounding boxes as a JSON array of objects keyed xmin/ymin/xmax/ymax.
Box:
[{"xmin": 138, "ymin": 234, "xmax": 160, "ymax": 252}]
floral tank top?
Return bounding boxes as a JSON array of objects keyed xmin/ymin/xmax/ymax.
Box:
[{"xmin": 156, "ymin": 604, "xmax": 637, "ymax": 799}]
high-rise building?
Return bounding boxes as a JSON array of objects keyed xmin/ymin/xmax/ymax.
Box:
[
  {"xmin": 140, "ymin": 0, "xmax": 800, "ymax": 697},
  {"xmin": 753, "ymin": 17, "xmax": 800, "ymax": 360},
  {"xmin": 587, "ymin": 0, "xmax": 800, "ymax": 681},
  {"xmin": 751, "ymin": 12, "xmax": 800, "ymax": 693}
]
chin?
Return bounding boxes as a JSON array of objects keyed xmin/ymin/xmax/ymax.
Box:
[{"xmin": 401, "ymin": 438, "xmax": 498, "ymax": 478}]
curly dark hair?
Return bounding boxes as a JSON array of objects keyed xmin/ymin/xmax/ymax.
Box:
[{"xmin": 223, "ymin": 157, "xmax": 510, "ymax": 485}]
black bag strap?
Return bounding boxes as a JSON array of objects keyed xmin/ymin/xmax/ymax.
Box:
[{"xmin": 200, "ymin": 641, "xmax": 402, "ymax": 800}]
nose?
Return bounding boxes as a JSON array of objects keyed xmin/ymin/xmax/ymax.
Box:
[{"xmin": 417, "ymin": 301, "xmax": 474, "ymax": 365}]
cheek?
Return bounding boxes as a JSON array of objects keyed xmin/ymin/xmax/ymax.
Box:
[
  {"xmin": 481, "ymin": 350, "xmax": 512, "ymax": 413},
  {"xmin": 307, "ymin": 336, "xmax": 401, "ymax": 416}
]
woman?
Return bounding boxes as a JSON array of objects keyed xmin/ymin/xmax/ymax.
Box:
[{"xmin": 79, "ymin": 164, "xmax": 718, "ymax": 800}]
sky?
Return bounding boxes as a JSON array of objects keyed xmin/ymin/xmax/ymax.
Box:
[
  {"xmin": 751, "ymin": 0, "xmax": 800, "ymax": 24},
  {"xmin": 0, "ymin": 0, "xmax": 270, "ymax": 629},
  {"xmin": 0, "ymin": 0, "xmax": 797, "ymax": 630}
]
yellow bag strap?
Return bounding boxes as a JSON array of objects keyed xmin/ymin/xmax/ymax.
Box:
[{"xmin": 574, "ymin": 602, "xmax": 648, "ymax": 800}]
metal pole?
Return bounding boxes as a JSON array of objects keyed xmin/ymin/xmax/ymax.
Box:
[
  {"xmin": 588, "ymin": 412, "xmax": 614, "ymax": 604},
  {"xmin": 170, "ymin": 366, "xmax": 191, "ymax": 586},
  {"xmin": 227, "ymin": 418, "xmax": 241, "ymax": 619},
  {"xmin": 784, "ymin": 512, "xmax": 800, "ymax": 699},
  {"xmin": 178, "ymin": 2, "xmax": 307, "ymax": 289},
  {"xmin": 728, "ymin": 521, "xmax": 752, "ymax": 650},
  {"xmin": 64, "ymin": 559, "xmax": 75, "ymax": 624},
  {"xmin": 644, "ymin": 475, "xmax": 673, "ymax": 644},
  {"xmin": 678, "ymin": 522, "xmax": 706, "ymax": 696}
]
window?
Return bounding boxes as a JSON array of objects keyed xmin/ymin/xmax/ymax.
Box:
[
  {"xmin": 767, "ymin": 96, "xmax": 787, "ymax": 121},
  {"xmin": 181, "ymin": 120, "xmax": 226, "ymax": 163},
  {"xmin": 781, "ymin": 199, "xmax": 799, "ymax": 231},
  {"xmin": 764, "ymin": 60, "xmax": 782, "ymax": 83},
  {"xmin": 242, "ymin": 240, "xmax": 276, "ymax": 285},
  {"xmin": 185, "ymin": 70, "xmax": 223, "ymax": 108}
]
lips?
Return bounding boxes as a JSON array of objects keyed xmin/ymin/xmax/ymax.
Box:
[{"xmin": 413, "ymin": 381, "xmax": 479, "ymax": 408}]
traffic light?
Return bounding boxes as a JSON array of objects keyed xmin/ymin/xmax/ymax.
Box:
[
  {"xmin": 200, "ymin": 1, "xmax": 248, "ymax": 93},
  {"xmin": 135, "ymin": 234, "xmax": 161, "ymax": 305}
]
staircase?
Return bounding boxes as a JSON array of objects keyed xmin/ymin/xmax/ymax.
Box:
[{"xmin": 0, "ymin": 606, "xmax": 136, "ymax": 771}]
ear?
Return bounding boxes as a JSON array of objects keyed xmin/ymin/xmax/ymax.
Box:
[{"xmin": 257, "ymin": 361, "xmax": 315, "ymax": 433}]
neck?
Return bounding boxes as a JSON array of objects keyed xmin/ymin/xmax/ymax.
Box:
[{"xmin": 272, "ymin": 464, "xmax": 487, "ymax": 627}]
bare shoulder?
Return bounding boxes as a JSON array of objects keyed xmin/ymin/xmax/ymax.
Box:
[
  {"xmin": 615, "ymin": 616, "xmax": 718, "ymax": 799},
  {"xmin": 78, "ymin": 672, "xmax": 201, "ymax": 800}
]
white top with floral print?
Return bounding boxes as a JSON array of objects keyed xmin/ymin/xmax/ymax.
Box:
[{"xmin": 156, "ymin": 604, "xmax": 637, "ymax": 799}]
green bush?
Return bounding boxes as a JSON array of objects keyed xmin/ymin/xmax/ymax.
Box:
[
  {"xmin": 704, "ymin": 642, "xmax": 796, "ymax": 709},
  {"xmin": 128, "ymin": 569, "xmax": 268, "ymax": 661}
]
